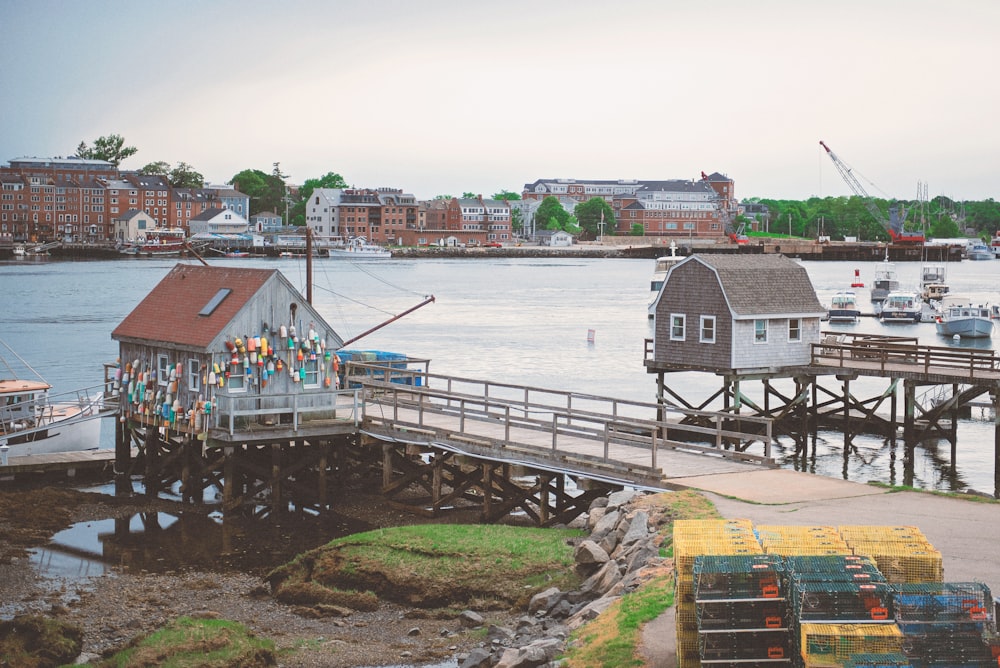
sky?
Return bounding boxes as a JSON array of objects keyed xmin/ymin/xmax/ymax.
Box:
[{"xmin": 2, "ymin": 0, "xmax": 997, "ymax": 202}]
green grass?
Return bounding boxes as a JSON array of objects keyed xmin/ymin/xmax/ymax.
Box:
[{"xmin": 90, "ymin": 616, "xmax": 275, "ymax": 668}]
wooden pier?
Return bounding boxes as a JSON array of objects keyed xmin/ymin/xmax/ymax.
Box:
[{"xmin": 645, "ymin": 332, "xmax": 1000, "ymax": 497}]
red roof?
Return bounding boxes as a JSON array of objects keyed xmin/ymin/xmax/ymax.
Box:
[{"xmin": 112, "ymin": 263, "xmax": 278, "ymax": 349}]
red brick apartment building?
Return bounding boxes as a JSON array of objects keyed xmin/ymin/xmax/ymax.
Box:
[
  {"xmin": 0, "ymin": 157, "xmax": 248, "ymax": 244},
  {"xmin": 521, "ymin": 173, "xmax": 737, "ymax": 240}
]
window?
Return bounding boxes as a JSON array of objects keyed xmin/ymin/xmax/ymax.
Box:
[
  {"xmin": 670, "ymin": 314, "xmax": 686, "ymax": 341},
  {"xmin": 788, "ymin": 318, "xmax": 801, "ymax": 342},
  {"xmin": 158, "ymin": 354, "xmax": 170, "ymax": 386},
  {"xmin": 228, "ymin": 362, "xmax": 246, "ymax": 391},
  {"xmin": 187, "ymin": 359, "xmax": 201, "ymax": 392},
  {"xmin": 303, "ymin": 358, "xmax": 320, "ymax": 387},
  {"xmin": 700, "ymin": 316, "xmax": 716, "ymax": 343},
  {"xmin": 754, "ymin": 319, "xmax": 768, "ymax": 344}
]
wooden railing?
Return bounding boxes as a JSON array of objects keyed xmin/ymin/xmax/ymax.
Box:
[
  {"xmin": 812, "ymin": 332, "xmax": 1000, "ymax": 379},
  {"xmin": 347, "ymin": 363, "xmax": 776, "ymax": 480}
]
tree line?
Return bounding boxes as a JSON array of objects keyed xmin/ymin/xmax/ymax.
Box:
[{"xmin": 74, "ymin": 134, "xmax": 1000, "ymax": 238}]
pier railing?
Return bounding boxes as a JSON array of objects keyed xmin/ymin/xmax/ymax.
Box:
[
  {"xmin": 812, "ymin": 333, "xmax": 1000, "ymax": 379},
  {"xmin": 346, "ymin": 362, "xmax": 776, "ymax": 479},
  {"xmin": 211, "ymin": 388, "xmax": 363, "ymax": 435}
]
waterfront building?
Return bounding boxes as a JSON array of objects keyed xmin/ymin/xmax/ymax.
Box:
[
  {"xmin": 113, "ymin": 209, "xmax": 157, "ymax": 245},
  {"xmin": 188, "ymin": 207, "xmax": 250, "ymax": 236},
  {"xmin": 251, "ymin": 211, "xmax": 283, "ymax": 234},
  {"xmin": 522, "ymin": 174, "xmax": 737, "ymax": 241},
  {"xmin": 649, "ymin": 254, "xmax": 825, "ymax": 372},
  {"xmin": 418, "ymin": 195, "xmax": 512, "ymax": 247}
]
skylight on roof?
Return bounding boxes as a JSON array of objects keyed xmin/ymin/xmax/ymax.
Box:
[{"xmin": 199, "ymin": 288, "xmax": 232, "ymax": 316}]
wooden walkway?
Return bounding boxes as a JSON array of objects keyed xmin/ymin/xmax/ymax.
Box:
[{"xmin": 353, "ymin": 368, "xmax": 778, "ymax": 491}]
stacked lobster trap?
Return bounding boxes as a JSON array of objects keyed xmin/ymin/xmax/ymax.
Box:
[{"xmin": 672, "ymin": 521, "xmax": 999, "ymax": 667}]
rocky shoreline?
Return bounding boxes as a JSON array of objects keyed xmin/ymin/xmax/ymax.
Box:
[{"xmin": 1, "ymin": 484, "xmax": 673, "ymax": 667}]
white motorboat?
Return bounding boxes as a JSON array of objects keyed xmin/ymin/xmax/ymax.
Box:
[
  {"xmin": 934, "ymin": 297, "xmax": 994, "ymax": 339},
  {"xmin": 870, "ymin": 258, "xmax": 900, "ymax": 304},
  {"xmin": 920, "ymin": 263, "xmax": 949, "ymax": 303},
  {"xmin": 327, "ymin": 236, "xmax": 391, "ymax": 259},
  {"xmin": 827, "ymin": 291, "xmax": 861, "ymax": 323},
  {"xmin": 967, "ymin": 241, "xmax": 993, "ymax": 261},
  {"xmin": 647, "ymin": 241, "xmax": 683, "ymax": 318},
  {"xmin": 877, "ymin": 291, "xmax": 923, "ymax": 323},
  {"xmin": 12, "ymin": 245, "xmax": 26, "ymax": 257},
  {"xmin": 0, "ymin": 339, "xmax": 106, "ymax": 458}
]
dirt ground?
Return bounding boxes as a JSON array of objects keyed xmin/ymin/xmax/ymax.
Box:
[{"xmin": 0, "ymin": 478, "xmax": 521, "ymax": 667}]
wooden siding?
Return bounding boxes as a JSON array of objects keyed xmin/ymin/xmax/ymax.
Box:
[
  {"xmin": 730, "ymin": 317, "xmax": 820, "ymax": 369},
  {"xmin": 653, "ymin": 261, "xmax": 732, "ymax": 368}
]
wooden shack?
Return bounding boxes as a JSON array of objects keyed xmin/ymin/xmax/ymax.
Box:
[
  {"xmin": 111, "ymin": 263, "xmax": 345, "ymax": 433},
  {"xmin": 648, "ymin": 254, "xmax": 825, "ymax": 373}
]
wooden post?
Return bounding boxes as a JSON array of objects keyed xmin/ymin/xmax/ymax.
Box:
[
  {"xmin": 271, "ymin": 443, "xmax": 282, "ymax": 514},
  {"xmin": 317, "ymin": 442, "xmax": 328, "ymax": 510},
  {"xmin": 539, "ymin": 474, "xmax": 551, "ymax": 526},
  {"xmin": 223, "ymin": 446, "xmax": 235, "ymax": 512},
  {"xmin": 482, "ymin": 462, "xmax": 493, "ymax": 521},
  {"xmin": 115, "ymin": 418, "xmax": 131, "ymax": 496},
  {"xmin": 382, "ymin": 443, "xmax": 393, "ymax": 489},
  {"xmin": 903, "ymin": 381, "xmax": 915, "ymax": 487},
  {"xmin": 843, "ymin": 378, "xmax": 851, "ymax": 450}
]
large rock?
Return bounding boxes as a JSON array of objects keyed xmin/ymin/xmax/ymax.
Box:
[
  {"xmin": 527, "ymin": 587, "xmax": 563, "ymax": 615},
  {"xmin": 459, "ymin": 647, "xmax": 493, "ymax": 668},
  {"xmin": 579, "ymin": 560, "xmax": 622, "ymax": 597},
  {"xmin": 606, "ymin": 489, "xmax": 637, "ymax": 511},
  {"xmin": 494, "ymin": 638, "xmax": 563, "ymax": 668},
  {"xmin": 586, "ymin": 505, "xmax": 607, "ymax": 530},
  {"xmin": 574, "ymin": 539, "xmax": 609, "ymax": 568},
  {"xmin": 619, "ymin": 509, "xmax": 650, "ymax": 548},
  {"xmin": 589, "ymin": 509, "xmax": 619, "ymax": 543}
]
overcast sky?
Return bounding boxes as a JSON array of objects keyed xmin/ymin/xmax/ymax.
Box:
[{"xmin": 2, "ymin": 0, "xmax": 996, "ymax": 202}]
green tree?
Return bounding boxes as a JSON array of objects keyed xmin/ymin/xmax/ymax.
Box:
[
  {"xmin": 461, "ymin": 192, "xmax": 477, "ymax": 199},
  {"xmin": 230, "ymin": 168, "xmax": 286, "ymax": 217},
  {"xmin": 138, "ymin": 161, "xmax": 170, "ymax": 176},
  {"xmin": 168, "ymin": 162, "xmax": 204, "ymax": 188},
  {"xmin": 630, "ymin": 223, "xmax": 644, "ymax": 236},
  {"xmin": 291, "ymin": 171, "xmax": 349, "ymax": 226},
  {"xmin": 75, "ymin": 134, "xmax": 137, "ymax": 167},
  {"xmin": 535, "ymin": 196, "xmax": 570, "ymax": 232},
  {"xmin": 493, "ymin": 190, "xmax": 521, "ymax": 200},
  {"xmin": 574, "ymin": 198, "xmax": 615, "ymax": 239}
]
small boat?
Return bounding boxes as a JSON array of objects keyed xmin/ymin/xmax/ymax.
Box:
[
  {"xmin": 120, "ymin": 227, "xmax": 188, "ymax": 256},
  {"xmin": 934, "ymin": 297, "xmax": 994, "ymax": 339},
  {"xmin": 967, "ymin": 241, "xmax": 993, "ymax": 261},
  {"xmin": 327, "ymin": 236, "xmax": 391, "ymax": 259},
  {"xmin": 990, "ymin": 232, "xmax": 1000, "ymax": 258},
  {"xmin": 12, "ymin": 245, "xmax": 26, "ymax": 257},
  {"xmin": 870, "ymin": 258, "xmax": 900, "ymax": 304},
  {"xmin": 920, "ymin": 263, "xmax": 949, "ymax": 302},
  {"xmin": 648, "ymin": 241, "xmax": 683, "ymax": 319},
  {"xmin": 827, "ymin": 290, "xmax": 861, "ymax": 323},
  {"xmin": 877, "ymin": 291, "xmax": 923, "ymax": 323},
  {"xmin": 0, "ymin": 340, "xmax": 105, "ymax": 456}
]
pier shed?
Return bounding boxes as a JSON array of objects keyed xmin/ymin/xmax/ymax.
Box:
[
  {"xmin": 112, "ymin": 263, "xmax": 344, "ymax": 427},
  {"xmin": 648, "ymin": 254, "xmax": 825, "ymax": 373}
]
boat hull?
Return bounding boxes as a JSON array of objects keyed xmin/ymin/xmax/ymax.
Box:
[
  {"xmin": 4, "ymin": 410, "xmax": 102, "ymax": 456},
  {"xmin": 936, "ymin": 318, "xmax": 994, "ymax": 338}
]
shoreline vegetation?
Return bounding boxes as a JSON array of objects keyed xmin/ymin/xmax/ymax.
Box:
[{"xmin": 0, "ymin": 479, "xmax": 707, "ymax": 668}]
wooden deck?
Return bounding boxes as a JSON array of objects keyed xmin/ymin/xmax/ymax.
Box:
[
  {"xmin": 1, "ymin": 448, "xmax": 119, "ymax": 475},
  {"xmin": 352, "ymin": 368, "xmax": 778, "ymax": 491}
]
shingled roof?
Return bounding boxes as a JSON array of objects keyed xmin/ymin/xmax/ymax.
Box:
[
  {"xmin": 112, "ymin": 264, "xmax": 288, "ymax": 350},
  {"xmin": 687, "ymin": 254, "xmax": 825, "ymax": 317}
]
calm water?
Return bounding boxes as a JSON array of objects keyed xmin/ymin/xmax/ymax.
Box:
[{"xmin": 3, "ymin": 253, "xmax": 1000, "ymax": 495}]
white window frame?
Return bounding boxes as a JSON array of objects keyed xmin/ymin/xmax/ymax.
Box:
[
  {"xmin": 700, "ymin": 315, "xmax": 716, "ymax": 343},
  {"xmin": 187, "ymin": 359, "xmax": 201, "ymax": 393},
  {"xmin": 158, "ymin": 354, "xmax": 170, "ymax": 386},
  {"xmin": 670, "ymin": 314, "xmax": 686, "ymax": 341},
  {"xmin": 303, "ymin": 358, "xmax": 320, "ymax": 388},
  {"xmin": 788, "ymin": 318, "xmax": 801, "ymax": 342},
  {"xmin": 754, "ymin": 319, "xmax": 768, "ymax": 344},
  {"xmin": 228, "ymin": 362, "xmax": 246, "ymax": 392}
]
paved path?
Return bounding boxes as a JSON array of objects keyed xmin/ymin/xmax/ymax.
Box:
[{"xmin": 638, "ymin": 469, "xmax": 1000, "ymax": 667}]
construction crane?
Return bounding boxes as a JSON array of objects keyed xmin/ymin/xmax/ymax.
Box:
[
  {"xmin": 701, "ymin": 171, "xmax": 747, "ymax": 243},
  {"xmin": 819, "ymin": 140, "xmax": 924, "ymax": 244}
]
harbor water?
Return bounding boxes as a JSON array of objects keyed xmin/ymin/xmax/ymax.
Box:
[{"xmin": 2, "ymin": 253, "xmax": 1000, "ymax": 496}]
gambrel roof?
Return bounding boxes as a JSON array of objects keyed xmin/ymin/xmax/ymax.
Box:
[{"xmin": 676, "ymin": 254, "xmax": 825, "ymax": 318}]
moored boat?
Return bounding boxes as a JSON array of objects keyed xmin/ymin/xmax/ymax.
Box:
[
  {"xmin": 870, "ymin": 258, "xmax": 899, "ymax": 304},
  {"xmin": 827, "ymin": 290, "xmax": 861, "ymax": 323},
  {"xmin": 327, "ymin": 236, "xmax": 391, "ymax": 259},
  {"xmin": 120, "ymin": 227, "xmax": 188, "ymax": 257},
  {"xmin": 0, "ymin": 340, "xmax": 105, "ymax": 457},
  {"xmin": 877, "ymin": 291, "xmax": 922, "ymax": 323},
  {"xmin": 647, "ymin": 241, "xmax": 683, "ymax": 319},
  {"xmin": 934, "ymin": 297, "xmax": 994, "ymax": 339},
  {"xmin": 967, "ymin": 241, "xmax": 993, "ymax": 261},
  {"xmin": 920, "ymin": 263, "xmax": 949, "ymax": 303}
]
